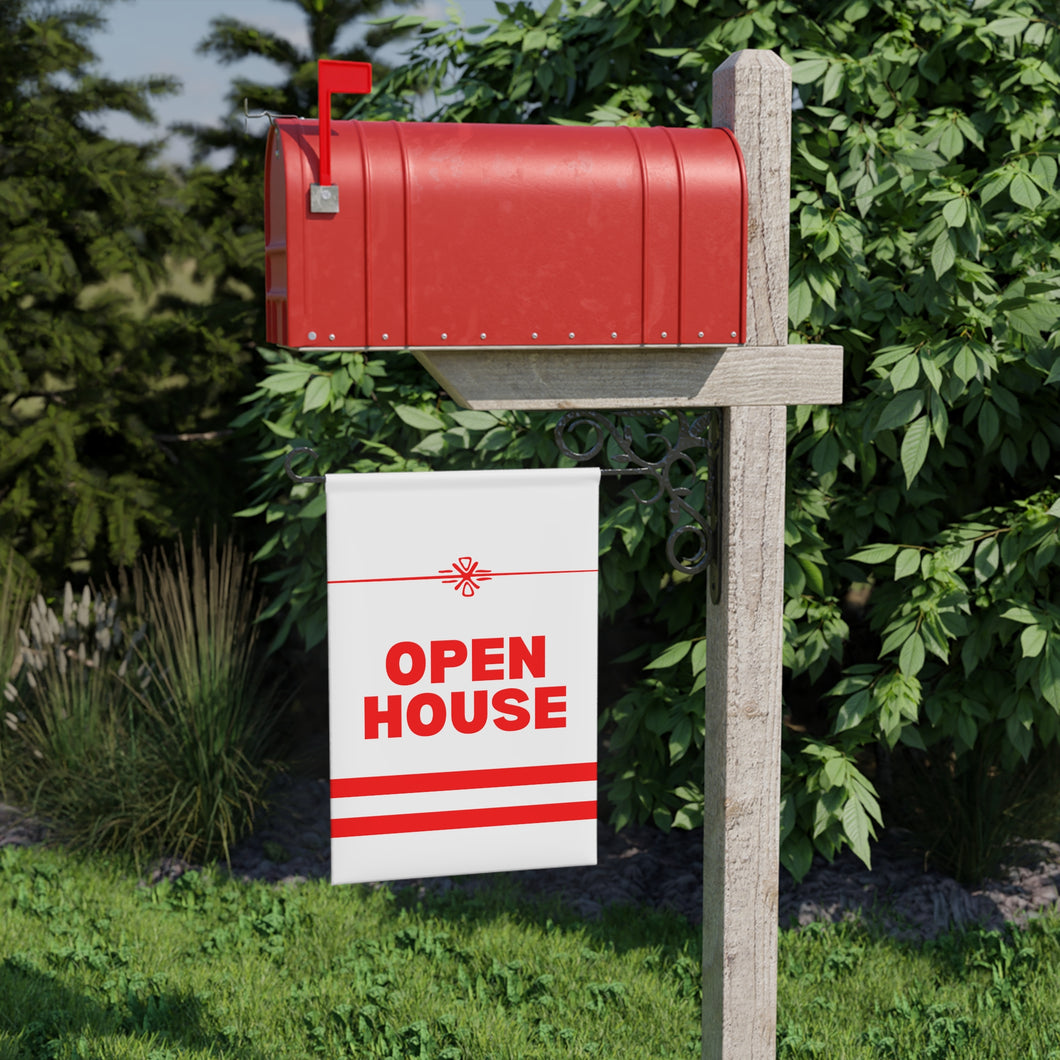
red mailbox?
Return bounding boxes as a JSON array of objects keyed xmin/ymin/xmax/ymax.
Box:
[{"xmin": 265, "ymin": 64, "xmax": 747, "ymax": 352}]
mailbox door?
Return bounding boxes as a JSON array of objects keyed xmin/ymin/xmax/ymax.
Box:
[{"xmin": 265, "ymin": 120, "xmax": 746, "ymax": 350}]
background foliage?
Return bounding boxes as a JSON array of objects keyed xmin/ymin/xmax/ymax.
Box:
[
  {"xmin": 1, "ymin": 0, "xmax": 1058, "ymax": 882},
  {"xmin": 240, "ymin": 0, "xmax": 1060, "ymax": 882},
  {"xmin": 0, "ymin": 0, "xmax": 256, "ymax": 582}
]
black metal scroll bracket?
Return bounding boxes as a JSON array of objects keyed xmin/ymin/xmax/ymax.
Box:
[
  {"xmin": 285, "ymin": 447, "xmax": 325, "ymax": 484},
  {"xmin": 554, "ymin": 410, "xmax": 723, "ymax": 604},
  {"xmin": 283, "ymin": 417, "xmax": 724, "ymax": 603}
]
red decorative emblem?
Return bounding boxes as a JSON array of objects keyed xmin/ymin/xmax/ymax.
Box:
[{"xmin": 439, "ymin": 557, "xmax": 493, "ymax": 597}]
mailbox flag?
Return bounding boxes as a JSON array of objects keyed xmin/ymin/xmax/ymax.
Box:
[{"xmin": 326, "ymin": 468, "xmax": 600, "ymax": 885}]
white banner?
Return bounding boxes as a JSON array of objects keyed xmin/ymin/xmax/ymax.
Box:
[{"xmin": 326, "ymin": 468, "xmax": 600, "ymax": 884}]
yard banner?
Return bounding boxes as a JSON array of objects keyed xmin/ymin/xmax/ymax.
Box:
[{"xmin": 326, "ymin": 468, "xmax": 600, "ymax": 885}]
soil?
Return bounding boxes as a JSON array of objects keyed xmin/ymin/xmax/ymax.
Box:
[{"xmin": 5, "ymin": 765, "xmax": 1059, "ymax": 943}]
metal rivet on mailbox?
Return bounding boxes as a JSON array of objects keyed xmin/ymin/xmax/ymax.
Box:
[
  {"xmin": 308, "ymin": 331, "xmax": 317, "ymax": 340},
  {"xmin": 329, "ymin": 333, "xmax": 336, "ymax": 341},
  {"xmin": 531, "ymin": 332, "xmax": 539, "ymax": 340},
  {"xmin": 441, "ymin": 333, "xmax": 448, "ymax": 340},
  {"xmin": 731, "ymin": 331, "xmax": 738, "ymax": 339},
  {"xmin": 611, "ymin": 332, "xmax": 618, "ymax": 339},
  {"xmin": 569, "ymin": 332, "xmax": 575, "ymax": 340},
  {"xmin": 661, "ymin": 332, "xmax": 668, "ymax": 339},
  {"xmin": 699, "ymin": 331, "xmax": 705, "ymax": 339},
  {"xmin": 480, "ymin": 333, "xmax": 487, "ymax": 340},
  {"xmin": 382, "ymin": 333, "xmax": 389, "ymax": 341}
]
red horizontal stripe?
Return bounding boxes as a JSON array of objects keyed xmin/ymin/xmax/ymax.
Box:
[
  {"xmin": 328, "ymin": 569, "xmax": 597, "ymax": 585},
  {"xmin": 331, "ymin": 800, "xmax": 597, "ymax": 838},
  {"xmin": 331, "ymin": 762, "xmax": 596, "ymax": 799}
]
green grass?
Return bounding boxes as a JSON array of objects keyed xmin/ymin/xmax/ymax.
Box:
[
  {"xmin": 777, "ymin": 919, "xmax": 1060, "ymax": 1059},
  {"xmin": 4, "ymin": 845, "xmax": 1060, "ymax": 1059},
  {"xmin": 0, "ymin": 846, "xmax": 699, "ymax": 1059}
]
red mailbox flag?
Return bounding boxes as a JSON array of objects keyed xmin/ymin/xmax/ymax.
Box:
[{"xmin": 316, "ymin": 59, "xmax": 371, "ymax": 187}]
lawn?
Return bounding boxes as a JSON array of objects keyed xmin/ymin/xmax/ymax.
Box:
[{"xmin": 3, "ymin": 844, "xmax": 1060, "ymax": 1059}]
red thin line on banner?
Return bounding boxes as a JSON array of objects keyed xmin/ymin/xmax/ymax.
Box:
[
  {"xmin": 331, "ymin": 762, "xmax": 597, "ymax": 799},
  {"xmin": 331, "ymin": 800, "xmax": 597, "ymax": 838},
  {"xmin": 327, "ymin": 569, "xmax": 597, "ymax": 585}
]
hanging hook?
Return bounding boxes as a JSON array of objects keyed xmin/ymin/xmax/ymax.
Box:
[
  {"xmin": 285, "ymin": 447, "xmax": 325, "ymax": 484},
  {"xmin": 243, "ymin": 98, "xmax": 298, "ymax": 133}
]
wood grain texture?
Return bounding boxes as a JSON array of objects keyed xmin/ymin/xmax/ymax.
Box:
[
  {"xmin": 703, "ymin": 50, "xmax": 792, "ymax": 1060},
  {"xmin": 414, "ymin": 344, "xmax": 842, "ymax": 410},
  {"xmin": 701, "ymin": 406, "xmax": 785, "ymax": 1060},
  {"xmin": 713, "ymin": 50, "xmax": 792, "ymax": 347}
]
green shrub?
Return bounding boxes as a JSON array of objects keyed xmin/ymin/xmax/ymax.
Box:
[{"xmin": 240, "ymin": 0, "xmax": 1060, "ymax": 880}]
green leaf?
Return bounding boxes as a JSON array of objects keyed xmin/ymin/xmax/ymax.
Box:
[
  {"xmin": 449, "ymin": 409, "xmax": 500, "ymax": 430},
  {"xmin": 942, "ymin": 196, "xmax": 967, "ymax": 228},
  {"xmin": 931, "ymin": 230, "xmax": 956, "ymax": 279},
  {"xmin": 781, "ymin": 832, "xmax": 814, "ymax": 883},
  {"xmin": 1040, "ymin": 644, "xmax": 1060, "ymax": 711},
  {"xmin": 974, "ymin": 537, "xmax": 1000, "ymax": 583},
  {"xmin": 789, "ymin": 278, "xmax": 813, "ymax": 325},
  {"xmin": 1021, "ymin": 624, "xmax": 1048, "ymax": 659},
  {"xmin": 822, "ymin": 755, "xmax": 847, "ymax": 789},
  {"xmin": 956, "ymin": 710, "xmax": 978, "ymax": 751},
  {"xmin": 894, "ymin": 548, "xmax": 921, "ymax": 579},
  {"xmin": 262, "ymin": 370, "xmax": 314, "ymax": 394},
  {"xmin": 790, "ymin": 58, "xmax": 829, "ymax": 84},
  {"xmin": 842, "ymin": 796, "xmax": 872, "ymax": 869},
  {"xmin": 954, "ymin": 346, "xmax": 978, "ymax": 383},
  {"xmin": 644, "ymin": 640, "xmax": 693, "ymax": 670},
  {"xmin": 849, "ymin": 543, "xmax": 900, "ymax": 564},
  {"xmin": 890, "ymin": 355, "xmax": 920, "ymax": 393},
  {"xmin": 690, "ymin": 639, "xmax": 706, "ymax": 675},
  {"xmin": 796, "ymin": 553, "xmax": 825, "ymax": 597},
  {"xmin": 394, "ymin": 405, "xmax": 447, "ymax": 431},
  {"xmin": 978, "ymin": 402, "xmax": 1000, "ymax": 449},
  {"xmin": 296, "ymin": 492, "xmax": 327, "ymax": 519},
  {"xmin": 899, "ymin": 631, "xmax": 925, "ymax": 676},
  {"xmin": 668, "ymin": 717, "xmax": 692, "ymax": 763},
  {"xmin": 1009, "ymin": 171, "xmax": 1041, "ymax": 210},
  {"xmin": 302, "ymin": 375, "xmax": 330, "ymax": 413},
  {"xmin": 410, "ymin": 431, "xmax": 446, "ymax": 456},
  {"xmin": 900, "ymin": 417, "xmax": 931, "ymax": 488},
  {"xmin": 896, "ymin": 146, "xmax": 945, "ymax": 171},
  {"xmin": 835, "ymin": 689, "xmax": 873, "ymax": 732},
  {"xmin": 876, "ymin": 390, "xmax": 924, "ymax": 432},
  {"xmin": 986, "ymin": 16, "xmax": 1029, "ymax": 37}
]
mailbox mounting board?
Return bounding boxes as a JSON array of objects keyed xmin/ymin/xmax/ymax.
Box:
[{"xmin": 265, "ymin": 120, "xmax": 747, "ymax": 352}]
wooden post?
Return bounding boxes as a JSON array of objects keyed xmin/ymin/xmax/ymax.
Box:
[{"xmin": 702, "ymin": 51, "xmax": 791, "ymax": 1060}]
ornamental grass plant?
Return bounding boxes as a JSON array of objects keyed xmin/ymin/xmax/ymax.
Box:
[
  {"xmin": 0, "ymin": 581, "xmax": 168, "ymax": 857},
  {"xmin": 0, "ymin": 535, "xmax": 281, "ymax": 866},
  {"xmin": 128, "ymin": 532, "xmax": 282, "ymax": 863}
]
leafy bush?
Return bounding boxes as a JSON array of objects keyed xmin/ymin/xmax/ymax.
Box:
[
  {"xmin": 241, "ymin": 0, "xmax": 1060, "ymax": 880},
  {"xmin": 1, "ymin": 537, "xmax": 281, "ymax": 863}
]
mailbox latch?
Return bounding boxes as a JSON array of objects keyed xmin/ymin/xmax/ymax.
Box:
[{"xmin": 310, "ymin": 184, "xmax": 339, "ymax": 214}]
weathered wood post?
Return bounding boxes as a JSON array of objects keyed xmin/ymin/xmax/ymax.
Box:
[{"xmin": 702, "ymin": 51, "xmax": 791, "ymax": 1059}]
